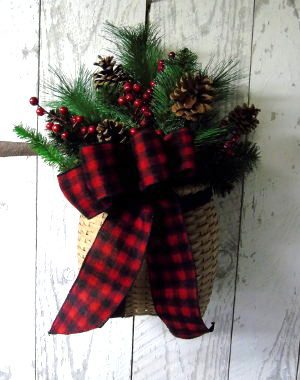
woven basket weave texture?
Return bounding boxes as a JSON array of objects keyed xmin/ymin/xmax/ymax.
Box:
[{"xmin": 77, "ymin": 185, "xmax": 219, "ymax": 317}]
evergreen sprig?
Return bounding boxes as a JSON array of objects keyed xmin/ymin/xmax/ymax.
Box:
[
  {"xmin": 14, "ymin": 125, "xmax": 78, "ymax": 172},
  {"xmin": 45, "ymin": 67, "xmax": 101, "ymax": 123},
  {"xmin": 104, "ymin": 22, "xmax": 163, "ymax": 86},
  {"xmin": 202, "ymin": 59, "xmax": 241, "ymax": 104},
  {"xmin": 198, "ymin": 140, "xmax": 259, "ymax": 195},
  {"xmin": 45, "ymin": 67, "xmax": 138, "ymax": 128},
  {"xmin": 151, "ymin": 49, "xmax": 201, "ymax": 133}
]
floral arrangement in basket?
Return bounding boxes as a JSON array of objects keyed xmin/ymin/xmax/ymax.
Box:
[{"xmin": 15, "ymin": 24, "xmax": 260, "ymax": 339}]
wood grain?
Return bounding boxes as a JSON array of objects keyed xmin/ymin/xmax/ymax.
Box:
[
  {"xmin": 36, "ymin": 1, "xmax": 145, "ymax": 378},
  {"xmin": 132, "ymin": 1, "xmax": 255, "ymax": 379},
  {"xmin": 0, "ymin": 0, "xmax": 39, "ymax": 378},
  {"xmin": 229, "ymin": 0, "xmax": 300, "ymax": 379},
  {"xmin": 2, "ymin": 1, "xmax": 300, "ymax": 379}
]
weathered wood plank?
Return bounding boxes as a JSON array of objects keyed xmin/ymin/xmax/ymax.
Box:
[
  {"xmin": 36, "ymin": 1, "xmax": 145, "ymax": 378},
  {"xmin": 132, "ymin": 1, "xmax": 255, "ymax": 379},
  {"xmin": 229, "ymin": 0, "xmax": 300, "ymax": 379},
  {"xmin": 0, "ymin": 0, "xmax": 39, "ymax": 378}
]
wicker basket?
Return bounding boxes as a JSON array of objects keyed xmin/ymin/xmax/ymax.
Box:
[{"xmin": 77, "ymin": 185, "xmax": 219, "ymax": 317}]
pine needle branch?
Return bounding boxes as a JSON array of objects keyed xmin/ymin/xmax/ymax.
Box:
[
  {"xmin": 14, "ymin": 125, "xmax": 78, "ymax": 172},
  {"xmin": 202, "ymin": 58, "xmax": 242, "ymax": 103},
  {"xmin": 104, "ymin": 22, "xmax": 163, "ymax": 86},
  {"xmin": 45, "ymin": 66, "xmax": 102, "ymax": 124}
]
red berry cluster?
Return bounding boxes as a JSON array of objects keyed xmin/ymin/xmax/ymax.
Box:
[
  {"xmin": 29, "ymin": 97, "xmax": 96, "ymax": 142},
  {"xmin": 223, "ymin": 133, "xmax": 240, "ymax": 156},
  {"xmin": 157, "ymin": 51, "xmax": 175, "ymax": 73},
  {"xmin": 117, "ymin": 81, "xmax": 155, "ymax": 128}
]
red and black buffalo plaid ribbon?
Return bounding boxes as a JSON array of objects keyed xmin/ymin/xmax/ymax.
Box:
[{"xmin": 49, "ymin": 127, "xmax": 214, "ymax": 339}]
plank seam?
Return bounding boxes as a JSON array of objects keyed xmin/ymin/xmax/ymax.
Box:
[
  {"xmin": 35, "ymin": 0, "xmax": 42, "ymax": 378},
  {"xmin": 130, "ymin": 316, "xmax": 135, "ymax": 380},
  {"xmin": 227, "ymin": 1, "xmax": 256, "ymax": 379},
  {"xmin": 296, "ymin": 339, "xmax": 300, "ymax": 380}
]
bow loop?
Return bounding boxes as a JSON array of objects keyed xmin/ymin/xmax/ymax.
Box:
[
  {"xmin": 81, "ymin": 144, "xmax": 124, "ymax": 199},
  {"xmin": 164, "ymin": 128, "xmax": 197, "ymax": 178},
  {"xmin": 131, "ymin": 128, "xmax": 170, "ymax": 190},
  {"xmin": 58, "ymin": 166, "xmax": 104, "ymax": 219}
]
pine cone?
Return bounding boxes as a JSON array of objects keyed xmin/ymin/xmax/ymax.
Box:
[
  {"xmin": 228, "ymin": 104, "xmax": 260, "ymax": 134},
  {"xmin": 93, "ymin": 56, "xmax": 129, "ymax": 88},
  {"xmin": 170, "ymin": 74, "xmax": 214, "ymax": 121},
  {"xmin": 96, "ymin": 119, "xmax": 129, "ymax": 143}
]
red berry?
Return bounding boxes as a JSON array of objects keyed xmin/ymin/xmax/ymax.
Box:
[
  {"xmin": 158, "ymin": 65, "xmax": 165, "ymax": 73},
  {"xmin": 144, "ymin": 110, "xmax": 152, "ymax": 118},
  {"xmin": 158, "ymin": 59, "xmax": 165, "ymax": 65},
  {"xmin": 133, "ymin": 83, "xmax": 142, "ymax": 93},
  {"xmin": 224, "ymin": 141, "xmax": 233, "ymax": 150},
  {"xmin": 125, "ymin": 93, "xmax": 134, "ymax": 103},
  {"xmin": 130, "ymin": 128, "xmax": 137, "ymax": 135},
  {"xmin": 36, "ymin": 107, "xmax": 45, "ymax": 116},
  {"xmin": 123, "ymin": 82, "xmax": 132, "ymax": 92},
  {"xmin": 133, "ymin": 98, "xmax": 143, "ymax": 108},
  {"xmin": 146, "ymin": 88, "xmax": 153, "ymax": 95},
  {"xmin": 141, "ymin": 105, "xmax": 149, "ymax": 113},
  {"xmin": 59, "ymin": 106, "xmax": 68, "ymax": 115},
  {"xmin": 118, "ymin": 96, "xmax": 127, "ymax": 106},
  {"xmin": 150, "ymin": 81, "xmax": 156, "ymax": 88},
  {"xmin": 80, "ymin": 126, "xmax": 88, "ymax": 135},
  {"xmin": 232, "ymin": 134, "xmax": 240, "ymax": 143},
  {"xmin": 71, "ymin": 116, "xmax": 77, "ymax": 124},
  {"xmin": 52, "ymin": 124, "xmax": 61, "ymax": 133},
  {"xmin": 139, "ymin": 119, "xmax": 149, "ymax": 127},
  {"xmin": 45, "ymin": 122, "xmax": 53, "ymax": 131},
  {"xmin": 88, "ymin": 125, "xmax": 96, "ymax": 134},
  {"xmin": 61, "ymin": 131, "xmax": 69, "ymax": 140},
  {"xmin": 29, "ymin": 97, "xmax": 39, "ymax": 106},
  {"xmin": 168, "ymin": 51, "xmax": 176, "ymax": 59},
  {"xmin": 142, "ymin": 92, "xmax": 151, "ymax": 101},
  {"xmin": 75, "ymin": 115, "xmax": 84, "ymax": 123},
  {"xmin": 155, "ymin": 129, "xmax": 164, "ymax": 136}
]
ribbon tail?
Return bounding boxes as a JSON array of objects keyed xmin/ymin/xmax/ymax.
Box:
[
  {"xmin": 147, "ymin": 192, "xmax": 213, "ymax": 339},
  {"xmin": 49, "ymin": 204, "xmax": 153, "ymax": 335}
]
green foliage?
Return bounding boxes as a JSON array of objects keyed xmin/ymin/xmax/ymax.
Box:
[
  {"xmin": 45, "ymin": 67, "xmax": 137, "ymax": 128},
  {"xmin": 201, "ymin": 58, "xmax": 241, "ymax": 104},
  {"xmin": 171, "ymin": 48, "xmax": 198, "ymax": 72},
  {"xmin": 95, "ymin": 88, "xmax": 138, "ymax": 128},
  {"xmin": 14, "ymin": 23, "xmax": 260, "ymax": 191},
  {"xmin": 151, "ymin": 48, "xmax": 201, "ymax": 133},
  {"xmin": 45, "ymin": 67, "xmax": 101, "ymax": 123},
  {"xmin": 197, "ymin": 140, "xmax": 259, "ymax": 195},
  {"xmin": 104, "ymin": 22, "xmax": 163, "ymax": 86},
  {"xmin": 14, "ymin": 125, "xmax": 78, "ymax": 172},
  {"xmin": 194, "ymin": 126, "xmax": 227, "ymax": 146},
  {"xmin": 151, "ymin": 64, "xmax": 183, "ymax": 132}
]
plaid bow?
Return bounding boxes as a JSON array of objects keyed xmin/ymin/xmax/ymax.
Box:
[{"xmin": 49, "ymin": 128, "xmax": 214, "ymax": 339}]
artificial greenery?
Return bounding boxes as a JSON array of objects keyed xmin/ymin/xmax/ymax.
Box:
[
  {"xmin": 104, "ymin": 22, "xmax": 163, "ymax": 86},
  {"xmin": 14, "ymin": 125, "xmax": 79, "ymax": 172},
  {"xmin": 15, "ymin": 23, "xmax": 260, "ymax": 194}
]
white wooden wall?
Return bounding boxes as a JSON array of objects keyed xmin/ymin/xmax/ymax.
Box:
[{"xmin": 0, "ymin": 0, "xmax": 299, "ymax": 379}]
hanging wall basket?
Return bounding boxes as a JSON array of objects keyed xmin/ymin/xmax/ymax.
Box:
[
  {"xmin": 77, "ymin": 184, "xmax": 219, "ymax": 317},
  {"xmin": 14, "ymin": 22, "xmax": 260, "ymax": 340}
]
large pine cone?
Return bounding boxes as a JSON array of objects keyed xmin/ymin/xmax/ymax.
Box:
[
  {"xmin": 93, "ymin": 56, "xmax": 129, "ymax": 88},
  {"xmin": 228, "ymin": 104, "xmax": 260, "ymax": 134},
  {"xmin": 170, "ymin": 74, "xmax": 214, "ymax": 121},
  {"xmin": 96, "ymin": 119, "xmax": 129, "ymax": 143}
]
